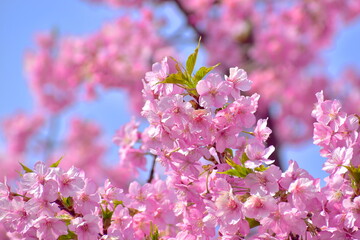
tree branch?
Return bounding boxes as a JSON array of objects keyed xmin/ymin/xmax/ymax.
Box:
[
  {"xmin": 171, "ymin": 0, "xmax": 206, "ymax": 40},
  {"xmin": 147, "ymin": 155, "xmax": 157, "ymax": 183},
  {"xmin": 266, "ymin": 114, "xmax": 283, "ymax": 170}
]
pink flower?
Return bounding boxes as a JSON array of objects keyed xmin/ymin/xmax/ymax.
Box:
[
  {"xmin": 214, "ymin": 188, "xmax": 243, "ymax": 225},
  {"xmin": 34, "ymin": 216, "xmax": 68, "ymax": 240},
  {"xmin": 56, "ymin": 166, "xmax": 85, "ymax": 197},
  {"xmin": 113, "ymin": 117, "xmax": 139, "ymax": 148},
  {"xmin": 279, "ymin": 160, "xmax": 313, "ymax": 189},
  {"xmin": 159, "ymin": 94, "xmax": 193, "ymax": 127},
  {"xmin": 196, "ymin": 73, "xmax": 231, "ymax": 108},
  {"xmin": 243, "ymin": 194, "xmax": 277, "ymax": 219},
  {"xmin": 25, "ymin": 180, "xmax": 59, "ymax": 216},
  {"xmin": 228, "ymin": 94, "xmax": 259, "ymax": 129},
  {"xmin": 214, "ymin": 127, "xmax": 238, "ymax": 153},
  {"xmin": 145, "ymin": 57, "xmax": 169, "ymax": 89},
  {"xmin": 245, "ymin": 143, "xmax": 275, "ymax": 168},
  {"xmin": 312, "ymin": 91, "xmax": 346, "ymax": 129},
  {"xmin": 245, "ymin": 165, "xmax": 281, "ymax": 196},
  {"xmin": 107, "ymin": 207, "xmax": 133, "ymax": 239},
  {"xmin": 225, "ymin": 67, "xmax": 252, "ymax": 98},
  {"xmin": 288, "ymin": 178, "xmax": 320, "ymax": 210},
  {"xmin": 254, "ymin": 118, "xmax": 272, "ymax": 142},
  {"xmin": 313, "ymin": 122, "xmax": 332, "ymax": 146},
  {"xmin": 21, "ymin": 162, "xmax": 53, "ymax": 199},
  {"xmin": 69, "ymin": 215, "xmax": 101, "ymax": 240},
  {"xmin": 74, "ymin": 179, "xmax": 100, "ymax": 215},
  {"xmin": 120, "ymin": 148, "xmax": 147, "ymax": 171},
  {"xmin": 172, "ymin": 151, "xmax": 201, "ymax": 177},
  {"xmin": 259, "ymin": 202, "xmax": 306, "ymax": 236},
  {"xmin": 323, "ymin": 147, "xmax": 352, "ymax": 174},
  {"xmin": 343, "ymin": 196, "xmax": 360, "ymax": 228}
]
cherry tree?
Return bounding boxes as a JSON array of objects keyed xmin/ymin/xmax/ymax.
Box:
[
  {"xmin": 1, "ymin": 0, "xmax": 360, "ymax": 238},
  {"xmin": 1, "ymin": 48, "xmax": 360, "ymax": 239}
]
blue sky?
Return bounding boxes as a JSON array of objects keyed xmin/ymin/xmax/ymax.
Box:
[{"xmin": 1, "ymin": 0, "xmax": 360, "ymax": 182}]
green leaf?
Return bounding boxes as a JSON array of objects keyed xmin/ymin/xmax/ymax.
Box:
[
  {"xmin": 186, "ymin": 38, "xmax": 201, "ymax": 76},
  {"xmin": 62, "ymin": 197, "xmax": 73, "ymax": 208},
  {"xmin": 193, "ymin": 63, "xmax": 220, "ymax": 84},
  {"xmin": 240, "ymin": 152, "xmax": 249, "ymax": 165},
  {"xmin": 225, "ymin": 158, "xmax": 238, "ymax": 168},
  {"xmin": 344, "ymin": 166, "xmax": 360, "ymax": 194},
  {"xmin": 218, "ymin": 169, "xmax": 244, "ymax": 178},
  {"xmin": 146, "ymin": 222, "xmax": 160, "ymax": 240},
  {"xmin": 128, "ymin": 207, "xmax": 141, "ymax": 217},
  {"xmin": 219, "ymin": 158, "xmax": 253, "ymax": 178},
  {"xmin": 224, "ymin": 148, "xmax": 234, "ymax": 158},
  {"xmin": 19, "ymin": 163, "xmax": 33, "ymax": 173},
  {"xmin": 56, "ymin": 215, "xmax": 72, "ymax": 226},
  {"xmin": 161, "ymin": 72, "xmax": 186, "ymax": 85},
  {"xmin": 58, "ymin": 230, "xmax": 77, "ymax": 240},
  {"xmin": 236, "ymin": 166, "xmax": 252, "ymax": 178},
  {"xmin": 113, "ymin": 200, "xmax": 124, "ymax": 208},
  {"xmin": 169, "ymin": 56, "xmax": 185, "ymax": 73},
  {"xmin": 102, "ymin": 207, "xmax": 114, "ymax": 231},
  {"xmin": 246, "ymin": 217, "xmax": 260, "ymax": 229},
  {"xmin": 254, "ymin": 165, "xmax": 269, "ymax": 172},
  {"xmin": 50, "ymin": 156, "xmax": 63, "ymax": 168}
]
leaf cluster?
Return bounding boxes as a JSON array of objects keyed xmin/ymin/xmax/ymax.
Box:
[{"xmin": 160, "ymin": 38, "xmax": 219, "ymax": 97}]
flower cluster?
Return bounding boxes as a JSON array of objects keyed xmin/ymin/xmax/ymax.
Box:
[
  {"xmin": 22, "ymin": 0, "xmax": 360, "ymax": 145},
  {"xmin": 0, "ymin": 161, "xmax": 177, "ymax": 239},
  {"xmin": 25, "ymin": 11, "xmax": 173, "ymax": 113},
  {"xmin": 3, "ymin": 49, "xmax": 360, "ymax": 239}
]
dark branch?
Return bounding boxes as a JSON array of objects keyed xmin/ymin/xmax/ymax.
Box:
[
  {"xmin": 147, "ymin": 155, "xmax": 157, "ymax": 183},
  {"xmin": 172, "ymin": 0, "xmax": 206, "ymax": 40},
  {"xmin": 266, "ymin": 114, "xmax": 283, "ymax": 171}
]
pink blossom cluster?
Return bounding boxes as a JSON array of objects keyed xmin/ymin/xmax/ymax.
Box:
[
  {"xmin": 200, "ymin": 0, "xmax": 360, "ymax": 143},
  {"xmin": 2, "ymin": 113, "xmax": 43, "ymax": 156},
  {"xmin": 0, "ymin": 161, "xmax": 177, "ymax": 239},
  {"xmin": 23, "ymin": 0, "xmax": 360, "ymax": 147},
  {"xmin": 0, "ymin": 113, "xmax": 44, "ymax": 179},
  {"xmin": 3, "ymin": 54, "xmax": 360, "ymax": 239},
  {"xmin": 25, "ymin": 10, "xmax": 173, "ymax": 113}
]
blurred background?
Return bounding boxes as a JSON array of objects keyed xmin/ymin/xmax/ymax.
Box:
[{"xmin": 0, "ymin": 0, "xmax": 360, "ymax": 184}]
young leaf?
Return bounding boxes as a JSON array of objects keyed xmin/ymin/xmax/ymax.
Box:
[
  {"xmin": 19, "ymin": 162, "xmax": 33, "ymax": 173},
  {"xmin": 102, "ymin": 207, "xmax": 114, "ymax": 231},
  {"xmin": 160, "ymin": 72, "xmax": 186, "ymax": 85},
  {"xmin": 169, "ymin": 56, "xmax": 185, "ymax": 73},
  {"xmin": 240, "ymin": 152, "xmax": 250, "ymax": 165},
  {"xmin": 62, "ymin": 197, "xmax": 74, "ymax": 208},
  {"xmin": 254, "ymin": 165, "xmax": 269, "ymax": 172},
  {"xmin": 344, "ymin": 165, "xmax": 360, "ymax": 194},
  {"xmin": 56, "ymin": 215, "xmax": 72, "ymax": 226},
  {"xmin": 186, "ymin": 38, "xmax": 201, "ymax": 76},
  {"xmin": 58, "ymin": 230, "xmax": 77, "ymax": 240},
  {"xmin": 218, "ymin": 169, "xmax": 243, "ymax": 178},
  {"xmin": 128, "ymin": 207, "xmax": 141, "ymax": 217},
  {"xmin": 145, "ymin": 222, "xmax": 161, "ymax": 240},
  {"xmin": 246, "ymin": 217, "xmax": 260, "ymax": 228},
  {"xmin": 113, "ymin": 200, "xmax": 124, "ymax": 208},
  {"xmin": 50, "ymin": 156, "xmax": 63, "ymax": 168},
  {"xmin": 222, "ymin": 158, "xmax": 253, "ymax": 178},
  {"xmin": 193, "ymin": 63, "xmax": 220, "ymax": 84}
]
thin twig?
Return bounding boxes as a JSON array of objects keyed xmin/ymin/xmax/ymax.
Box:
[
  {"xmin": 147, "ymin": 155, "xmax": 157, "ymax": 183},
  {"xmin": 266, "ymin": 113, "xmax": 283, "ymax": 170}
]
